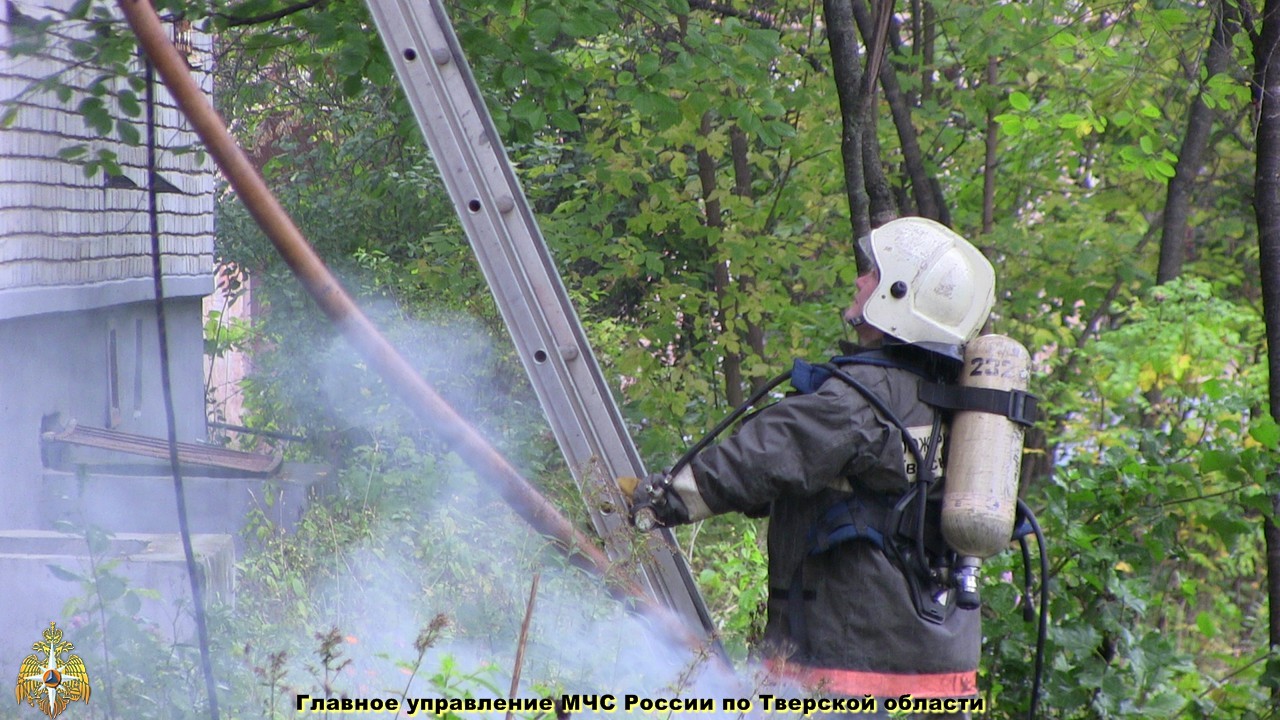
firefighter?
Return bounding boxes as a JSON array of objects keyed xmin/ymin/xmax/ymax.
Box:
[{"xmin": 626, "ymin": 217, "xmax": 997, "ymax": 715}]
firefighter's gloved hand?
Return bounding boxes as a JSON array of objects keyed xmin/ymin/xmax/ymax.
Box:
[
  {"xmin": 618, "ymin": 473, "xmax": 690, "ymax": 531},
  {"xmin": 616, "ymin": 475, "xmax": 642, "ymax": 498}
]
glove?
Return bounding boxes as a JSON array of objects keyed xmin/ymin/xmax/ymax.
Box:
[{"xmin": 616, "ymin": 472, "xmax": 690, "ymax": 531}]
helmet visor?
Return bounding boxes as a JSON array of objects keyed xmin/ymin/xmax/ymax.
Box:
[{"xmin": 854, "ymin": 234, "xmax": 878, "ymax": 276}]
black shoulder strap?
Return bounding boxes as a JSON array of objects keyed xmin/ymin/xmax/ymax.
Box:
[
  {"xmin": 790, "ymin": 348, "xmax": 943, "ymax": 395},
  {"xmin": 797, "ymin": 346, "xmax": 1039, "ymax": 426},
  {"xmin": 918, "ymin": 382, "xmax": 1039, "ymax": 427}
]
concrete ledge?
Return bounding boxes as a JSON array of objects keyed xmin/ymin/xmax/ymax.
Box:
[
  {"xmin": 38, "ymin": 463, "xmax": 331, "ymax": 547},
  {"xmin": 0, "ymin": 530, "xmax": 234, "ymax": 670},
  {"xmin": 0, "ymin": 275, "xmax": 214, "ymax": 320}
]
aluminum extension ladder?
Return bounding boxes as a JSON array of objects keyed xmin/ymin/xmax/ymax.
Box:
[{"xmin": 364, "ymin": 0, "xmax": 717, "ymax": 643}]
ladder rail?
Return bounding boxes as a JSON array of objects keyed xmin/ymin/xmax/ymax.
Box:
[{"xmin": 364, "ymin": 0, "xmax": 717, "ymax": 641}]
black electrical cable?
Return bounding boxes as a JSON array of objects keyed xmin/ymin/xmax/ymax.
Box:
[
  {"xmin": 1016, "ymin": 498, "xmax": 1049, "ymax": 720},
  {"xmin": 145, "ymin": 58, "xmax": 221, "ymax": 720}
]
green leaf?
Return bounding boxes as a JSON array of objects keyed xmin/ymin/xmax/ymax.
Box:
[
  {"xmin": 97, "ymin": 574, "xmax": 128, "ymax": 603},
  {"xmin": 337, "ymin": 44, "xmax": 368, "ymax": 80},
  {"xmin": 564, "ymin": 12, "xmax": 604, "ymax": 38},
  {"xmin": 636, "ymin": 52, "xmax": 661, "ymax": 78},
  {"xmin": 1201, "ymin": 378, "xmax": 1226, "ymax": 400},
  {"xmin": 47, "ymin": 564, "xmax": 84, "ymax": 583},
  {"xmin": 509, "ymin": 97, "xmax": 545, "ymax": 129},
  {"xmin": 96, "ymin": 149, "xmax": 122, "ymax": 177},
  {"xmin": 69, "ymin": 38, "xmax": 95, "ymax": 61},
  {"xmin": 341, "ymin": 73, "xmax": 363, "ymax": 98},
  {"xmin": 117, "ymin": 89, "xmax": 142, "ymax": 117},
  {"xmin": 117, "ymin": 118, "xmax": 141, "ymax": 146},
  {"xmin": 1008, "ymin": 91, "xmax": 1032, "ymax": 111},
  {"xmin": 1250, "ymin": 417, "xmax": 1280, "ymax": 448},
  {"xmin": 994, "ymin": 113, "xmax": 1023, "ymax": 134},
  {"xmin": 1056, "ymin": 112, "xmax": 1084, "ymax": 129},
  {"xmin": 550, "ymin": 108, "xmax": 580, "ymax": 132},
  {"xmin": 1205, "ymin": 512, "xmax": 1251, "ymax": 544},
  {"xmin": 1155, "ymin": 8, "xmax": 1190, "ymax": 28},
  {"xmin": 78, "ymin": 96, "xmax": 113, "ymax": 136},
  {"xmin": 1142, "ymin": 692, "xmax": 1187, "ymax": 716},
  {"xmin": 120, "ymin": 590, "xmax": 142, "ymax": 615},
  {"xmin": 529, "ymin": 7, "xmax": 561, "ymax": 44},
  {"xmin": 1199, "ymin": 449, "xmax": 1234, "ymax": 474}
]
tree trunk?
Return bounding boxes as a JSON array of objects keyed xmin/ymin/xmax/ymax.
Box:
[
  {"xmin": 1157, "ymin": 0, "xmax": 1235, "ymax": 283},
  {"xmin": 1252, "ymin": 0, "xmax": 1280, "ymax": 704},
  {"xmin": 982, "ymin": 55, "xmax": 998, "ymax": 234},
  {"xmin": 823, "ymin": 0, "xmax": 871, "ymax": 237},
  {"xmin": 697, "ymin": 113, "xmax": 745, "ymax": 408},
  {"xmin": 920, "ymin": 1, "xmax": 935, "ymax": 104},
  {"xmin": 852, "ymin": 0, "xmax": 944, "ymax": 222},
  {"xmin": 730, "ymin": 125, "xmax": 768, "ymax": 391},
  {"xmin": 861, "ymin": 97, "xmax": 898, "ymax": 227},
  {"xmin": 1270, "ymin": 495, "xmax": 1280, "ymax": 706}
]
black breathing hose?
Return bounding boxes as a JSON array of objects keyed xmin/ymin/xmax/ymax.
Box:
[
  {"xmin": 668, "ymin": 370, "xmax": 795, "ymax": 478},
  {"xmin": 1016, "ymin": 498, "xmax": 1049, "ymax": 720},
  {"xmin": 825, "ymin": 365, "xmax": 941, "ymax": 578},
  {"xmin": 1019, "ymin": 537, "xmax": 1036, "ymax": 622}
]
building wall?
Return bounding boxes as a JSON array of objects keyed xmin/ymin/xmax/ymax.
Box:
[
  {"xmin": 0, "ymin": 0, "xmax": 216, "ymax": 526},
  {"xmin": 0, "ymin": 0, "xmax": 215, "ymax": 317},
  {"xmin": 0, "ymin": 299, "xmax": 209, "ymax": 525}
]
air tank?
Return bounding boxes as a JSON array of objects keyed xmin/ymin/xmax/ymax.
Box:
[{"xmin": 942, "ymin": 334, "xmax": 1032, "ymax": 609}]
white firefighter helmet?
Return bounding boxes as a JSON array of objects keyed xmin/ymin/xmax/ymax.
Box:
[{"xmin": 858, "ymin": 217, "xmax": 995, "ymax": 347}]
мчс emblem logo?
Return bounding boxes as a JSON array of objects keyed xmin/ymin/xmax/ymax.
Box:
[{"xmin": 14, "ymin": 622, "xmax": 91, "ymax": 719}]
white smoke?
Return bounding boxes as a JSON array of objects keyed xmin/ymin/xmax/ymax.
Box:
[{"xmin": 225, "ymin": 304, "xmax": 793, "ymax": 718}]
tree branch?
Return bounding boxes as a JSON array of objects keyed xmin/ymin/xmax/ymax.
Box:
[
  {"xmin": 852, "ymin": 0, "xmax": 944, "ymax": 223},
  {"xmin": 218, "ymin": 0, "xmax": 327, "ymax": 28},
  {"xmin": 687, "ymin": 0, "xmax": 826, "ymax": 71},
  {"xmin": 1156, "ymin": 0, "xmax": 1238, "ymax": 283},
  {"xmin": 982, "ymin": 54, "xmax": 998, "ymax": 232},
  {"xmin": 823, "ymin": 0, "xmax": 871, "ymax": 237},
  {"xmin": 686, "ymin": 0, "xmax": 780, "ymax": 31}
]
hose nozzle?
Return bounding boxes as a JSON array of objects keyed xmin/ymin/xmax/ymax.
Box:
[{"xmin": 634, "ymin": 507, "xmax": 660, "ymax": 533}]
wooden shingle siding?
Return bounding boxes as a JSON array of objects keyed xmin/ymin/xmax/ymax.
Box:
[{"xmin": 0, "ymin": 0, "xmax": 215, "ymax": 318}]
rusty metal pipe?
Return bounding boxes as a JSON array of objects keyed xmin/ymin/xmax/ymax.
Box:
[{"xmin": 115, "ymin": 0, "xmax": 623, "ymax": 584}]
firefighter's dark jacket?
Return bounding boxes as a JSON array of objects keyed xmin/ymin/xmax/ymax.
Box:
[{"xmin": 674, "ymin": 357, "xmax": 980, "ymax": 690}]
